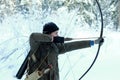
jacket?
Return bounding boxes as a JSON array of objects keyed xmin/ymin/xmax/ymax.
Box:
[{"xmin": 28, "ymin": 33, "xmax": 91, "ymax": 80}]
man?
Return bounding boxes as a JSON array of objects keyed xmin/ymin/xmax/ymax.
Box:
[{"xmin": 25, "ymin": 22, "xmax": 104, "ymax": 80}]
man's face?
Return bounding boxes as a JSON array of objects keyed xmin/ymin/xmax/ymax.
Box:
[{"xmin": 50, "ymin": 30, "xmax": 58, "ymax": 37}]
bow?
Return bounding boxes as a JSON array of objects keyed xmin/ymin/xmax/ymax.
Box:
[{"xmin": 79, "ymin": 0, "xmax": 104, "ymax": 80}]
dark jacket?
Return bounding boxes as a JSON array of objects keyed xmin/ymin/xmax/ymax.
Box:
[{"xmin": 28, "ymin": 33, "xmax": 91, "ymax": 80}]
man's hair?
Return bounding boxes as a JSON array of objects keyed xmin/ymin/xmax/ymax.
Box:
[{"xmin": 43, "ymin": 22, "xmax": 59, "ymax": 34}]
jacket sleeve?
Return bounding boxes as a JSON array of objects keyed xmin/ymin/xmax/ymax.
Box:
[
  {"xmin": 29, "ymin": 33, "xmax": 52, "ymax": 51},
  {"xmin": 57, "ymin": 40, "xmax": 91, "ymax": 54}
]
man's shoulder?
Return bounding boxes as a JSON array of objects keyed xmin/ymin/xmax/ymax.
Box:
[
  {"xmin": 30, "ymin": 33, "xmax": 52, "ymax": 42},
  {"xmin": 31, "ymin": 33, "xmax": 50, "ymax": 38},
  {"xmin": 31, "ymin": 32, "xmax": 42, "ymax": 36},
  {"xmin": 30, "ymin": 33, "xmax": 43, "ymax": 38}
]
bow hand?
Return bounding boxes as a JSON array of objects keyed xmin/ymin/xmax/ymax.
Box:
[{"xmin": 94, "ymin": 37, "xmax": 104, "ymax": 45}]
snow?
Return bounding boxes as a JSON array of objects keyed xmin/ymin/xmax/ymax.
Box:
[
  {"xmin": 0, "ymin": 1, "xmax": 120, "ymax": 80},
  {"xmin": 0, "ymin": 23, "xmax": 120, "ymax": 80},
  {"xmin": 58, "ymin": 30, "xmax": 120, "ymax": 80}
]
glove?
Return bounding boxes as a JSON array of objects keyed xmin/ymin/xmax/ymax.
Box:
[{"xmin": 94, "ymin": 37, "xmax": 104, "ymax": 45}]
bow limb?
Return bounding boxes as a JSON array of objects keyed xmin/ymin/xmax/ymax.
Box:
[{"xmin": 79, "ymin": 0, "xmax": 104, "ymax": 80}]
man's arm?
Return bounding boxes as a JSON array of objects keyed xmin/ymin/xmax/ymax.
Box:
[
  {"xmin": 57, "ymin": 40, "xmax": 93, "ymax": 54},
  {"xmin": 57, "ymin": 37, "xmax": 104, "ymax": 54}
]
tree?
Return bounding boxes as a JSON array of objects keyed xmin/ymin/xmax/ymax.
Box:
[{"xmin": 118, "ymin": 1, "xmax": 120, "ymax": 31}]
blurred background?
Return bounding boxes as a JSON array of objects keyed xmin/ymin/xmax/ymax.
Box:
[{"xmin": 0, "ymin": 0, "xmax": 120, "ymax": 80}]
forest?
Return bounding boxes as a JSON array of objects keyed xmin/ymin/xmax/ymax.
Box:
[{"xmin": 0, "ymin": 0, "xmax": 120, "ymax": 80}]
